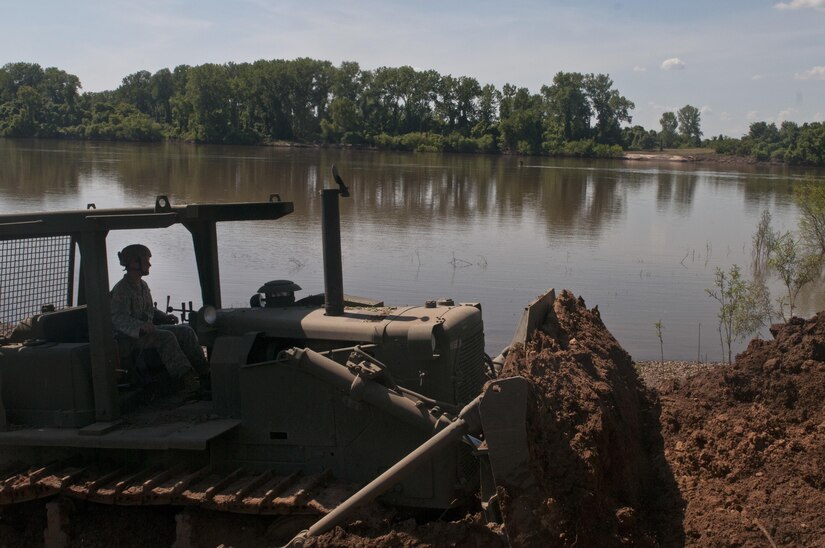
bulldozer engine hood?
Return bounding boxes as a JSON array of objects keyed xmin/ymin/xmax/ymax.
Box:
[{"xmin": 213, "ymin": 304, "xmax": 480, "ymax": 346}]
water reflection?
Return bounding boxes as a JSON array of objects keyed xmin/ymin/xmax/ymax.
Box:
[{"xmin": 1, "ymin": 139, "xmax": 822, "ymax": 361}]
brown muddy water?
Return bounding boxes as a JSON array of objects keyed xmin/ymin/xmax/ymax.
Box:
[{"xmin": 1, "ymin": 138, "xmax": 823, "ymax": 360}]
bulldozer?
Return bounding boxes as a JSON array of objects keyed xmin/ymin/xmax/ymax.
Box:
[{"xmin": 0, "ymin": 167, "xmax": 548, "ymax": 544}]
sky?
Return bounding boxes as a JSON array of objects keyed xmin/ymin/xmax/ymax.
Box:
[{"xmin": 2, "ymin": 0, "xmax": 824, "ymax": 137}]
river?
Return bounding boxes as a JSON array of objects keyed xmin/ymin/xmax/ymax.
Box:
[{"xmin": 1, "ymin": 138, "xmax": 823, "ymax": 361}]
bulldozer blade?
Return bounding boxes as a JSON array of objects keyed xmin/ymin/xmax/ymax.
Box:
[
  {"xmin": 478, "ymin": 376, "xmax": 535, "ymax": 492},
  {"xmin": 511, "ymin": 288, "xmax": 555, "ymax": 348}
]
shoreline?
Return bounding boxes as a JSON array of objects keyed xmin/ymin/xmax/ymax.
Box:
[
  {"xmin": 265, "ymin": 142, "xmax": 787, "ymax": 168},
  {"xmin": 634, "ymin": 359, "xmax": 726, "ymax": 390},
  {"xmin": 0, "ymin": 137, "xmax": 797, "ymax": 168},
  {"xmin": 622, "ymin": 150, "xmax": 780, "ymax": 167}
]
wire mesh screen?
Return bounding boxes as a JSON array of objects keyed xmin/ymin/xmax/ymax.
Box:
[{"xmin": 0, "ymin": 236, "xmax": 74, "ymax": 338}]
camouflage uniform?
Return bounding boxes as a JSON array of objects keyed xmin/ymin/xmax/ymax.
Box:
[{"xmin": 110, "ymin": 276, "xmax": 208, "ymax": 378}]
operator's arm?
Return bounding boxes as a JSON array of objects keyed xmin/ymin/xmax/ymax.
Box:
[
  {"xmin": 152, "ymin": 307, "xmax": 167, "ymax": 324},
  {"xmin": 152, "ymin": 307, "xmax": 178, "ymax": 325}
]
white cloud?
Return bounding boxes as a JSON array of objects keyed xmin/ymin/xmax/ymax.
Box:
[
  {"xmin": 814, "ymin": 112, "xmax": 824, "ymax": 122},
  {"xmin": 794, "ymin": 66, "xmax": 825, "ymax": 80},
  {"xmin": 661, "ymin": 58, "xmax": 685, "ymax": 70},
  {"xmin": 751, "ymin": 74, "xmax": 763, "ymax": 81},
  {"xmin": 633, "ymin": 65, "xmax": 646, "ymax": 72},
  {"xmin": 700, "ymin": 105, "xmax": 712, "ymax": 115},
  {"xmin": 747, "ymin": 110, "xmax": 759, "ymax": 121},
  {"xmin": 774, "ymin": 0, "xmax": 825, "ymax": 10},
  {"xmin": 777, "ymin": 107, "xmax": 798, "ymax": 122},
  {"xmin": 720, "ymin": 112, "xmax": 732, "ymax": 121},
  {"xmin": 649, "ymin": 101, "xmax": 677, "ymax": 112}
]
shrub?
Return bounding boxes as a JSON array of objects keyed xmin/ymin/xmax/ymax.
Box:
[
  {"xmin": 706, "ymin": 265, "xmax": 771, "ymax": 364},
  {"xmin": 769, "ymin": 233, "xmax": 823, "ymax": 321},
  {"xmin": 475, "ymin": 134, "xmax": 497, "ymax": 153},
  {"xmin": 794, "ymin": 178, "xmax": 825, "ymax": 255}
]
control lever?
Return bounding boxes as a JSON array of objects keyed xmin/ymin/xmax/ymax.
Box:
[{"xmin": 160, "ymin": 296, "xmax": 196, "ymax": 323}]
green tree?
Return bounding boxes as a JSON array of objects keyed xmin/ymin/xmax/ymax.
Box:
[
  {"xmin": 0, "ymin": 63, "xmax": 82, "ymax": 136},
  {"xmin": 0, "ymin": 62, "xmax": 45, "ymax": 102},
  {"xmin": 584, "ymin": 73, "xmax": 634, "ymax": 144},
  {"xmin": 292, "ymin": 58, "xmax": 335, "ymax": 141},
  {"xmin": 791, "ymin": 122, "xmax": 825, "ymax": 165},
  {"xmin": 659, "ymin": 112, "xmax": 678, "ymax": 148},
  {"xmin": 117, "ymin": 70, "xmax": 153, "ymax": 115},
  {"xmin": 364, "ymin": 66, "xmax": 405, "ymax": 135},
  {"xmin": 472, "ymin": 83, "xmax": 500, "ymax": 140},
  {"xmin": 624, "ymin": 125, "xmax": 658, "ymax": 150},
  {"xmin": 769, "ymin": 232, "xmax": 822, "ymax": 321},
  {"xmin": 0, "ymin": 85, "xmax": 43, "ymax": 137},
  {"xmin": 399, "ymin": 67, "xmax": 439, "ymax": 134},
  {"xmin": 150, "ymin": 68, "xmax": 174, "ymax": 123},
  {"xmin": 748, "ymin": 121, "xmax": 779, "ymax": 143},
  {"xmin": 321, "ymin": 96, "xmax": 362, "ymax": 143},
  {"xmin": 330, "ymin": 61, "xmax": 361, "ymax": 101},
  {"xmin": 498, "ymin": 86, "xmax": 543, "ymax": 154},
  {"xmin": 452, "ymin": 76, "xmax": 482, "ymax": 135},
  {"xmin": 746, "ymin": 122, "xmax": 782, "ymax": 160},
  {"xmin": 779, "ymin": 120, "xmax": 799, "ymax": 149},
  {"xmin": 677, "ymin": 105, "xmax": 702, "ymax": 146},
  {"xmin": 706, "ymin": 265, "xmax": 771, "ymax": 364},
  {"xmin": 752, "ymin": 209, "xmax": 779, "ymax": 272},
  {"xmin": 541, "ymin": 72, "xmax": 591, "ymax": 142},
  {"xmin": 794, "ymin": 179, "xmax": 825, "ymax": 255},
  {"xmin": 184, "ymin": 63, "xmax": 231, "ymax": 142}
]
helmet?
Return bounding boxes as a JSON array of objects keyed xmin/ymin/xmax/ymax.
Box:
[{"xmin": 118, "ymin": 244, "xmax": 152, "ymax": 269}]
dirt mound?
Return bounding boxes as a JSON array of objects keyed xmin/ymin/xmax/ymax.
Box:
[
  {"xmin": 495, "ymin": 290, "xmax": 675, "ymax": 546},
  {"xmin": 656, "ymin": 313, "xmax": 825, "ymax": 546}
]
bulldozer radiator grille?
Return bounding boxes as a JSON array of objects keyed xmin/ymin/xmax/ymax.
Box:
[
  {"xmin": 454, "ymin": 324, "xmax": 485, "ymax": 490},
  {"xmin": 455, "ymin": 324, "xmax": 485, "ymax": 405},
  {"xmin": 0, "ymin": 236, "xmax": 73, "ymax": 338}
]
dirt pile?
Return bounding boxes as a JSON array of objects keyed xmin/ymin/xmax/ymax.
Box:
[
  {"xmin": 495, "ymin": 290, "xmax": 674, "ymax": 546},
  {"xmin": 656, "ymin": 313, "xmax": 825, "ymax": 545}
]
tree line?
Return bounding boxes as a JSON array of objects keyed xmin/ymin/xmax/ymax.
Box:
[
  {"xmin": 0, "ymin": 59, "xmax": 823, "ymax": 164},
  {"xmin": 707, "ymin": 120, "xmax": 825, "ymax": 165},
  {"xmin": 0, "ymin": 59, "xmax": 633, "ymax": 157}
]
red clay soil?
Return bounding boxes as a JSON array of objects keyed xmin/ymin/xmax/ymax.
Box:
[
  {"xmin": 493, "ymin": 290, "xmax": 673, "ymax": 547},
  {"xmin": 656, "ymin": 314, "xmax": 825, "ymax": 546},
  {"xmin": 493, "ymin": 290, "xmax": 824, "ymax": 547}
]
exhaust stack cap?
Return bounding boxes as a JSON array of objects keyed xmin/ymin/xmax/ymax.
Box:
[{"xmin": 256, "ymin": 280, "xmax": 302, "ymax": 307}]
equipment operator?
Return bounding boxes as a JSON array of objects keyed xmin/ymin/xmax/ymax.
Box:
[{"xmin": 110, "ymin": 244, "xmax": 210, "ymax": 389}]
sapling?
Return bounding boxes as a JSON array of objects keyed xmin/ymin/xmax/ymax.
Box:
[
  {"xmin": 654, "ymin": 320, "xmax": 664, "ymax": 365},
  {"xmin": 794, "ymin": 178, "xmax": 825, "ymax": 256},
  {"xmin": 752, "ymin": 209, "xmax": 778, "ymax": 276},
  {"xmin": 706, "ymin": 265, "xmax": 771, "ymax": 364},
  {"xmin": 769, "ymin": 232, "xmax": 823, "ymax": 321}
]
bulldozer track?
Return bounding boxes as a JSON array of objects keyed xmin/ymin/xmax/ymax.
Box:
[{"xmin": 0, "ymin": 462, "xmax": 359, "ymax": 515}]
